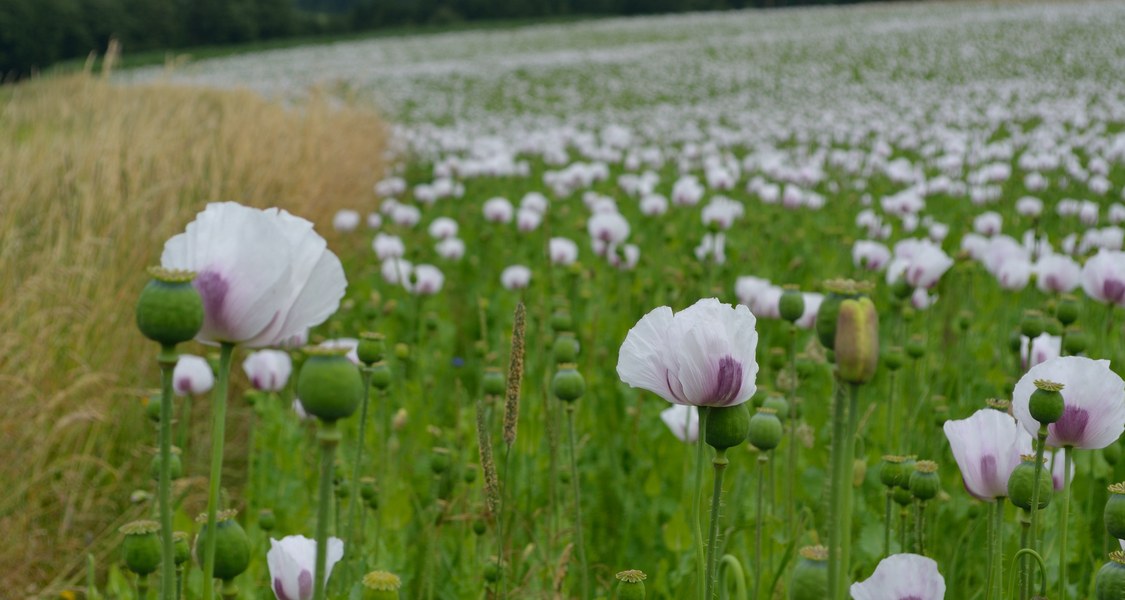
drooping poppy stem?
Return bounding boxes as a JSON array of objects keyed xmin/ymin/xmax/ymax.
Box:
[
  {"xmin": 201, "ymin": 342, "xmax": 235, "ymax": 600},
  {"xmin": 156, "ymin": 345, "xmax": 177, "ymax": 600},
  {"xmin": 313, "ymin": 421, "xmax": 340, "ymax": 600}
]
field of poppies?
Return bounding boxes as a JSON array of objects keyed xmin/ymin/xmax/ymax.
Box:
[{"xmin": 80, "ymin": 1, "xmax": 1125, "ymax": 599}]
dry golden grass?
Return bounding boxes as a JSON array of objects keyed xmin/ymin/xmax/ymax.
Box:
[{"xmin": 0, "ymin": 70, "xmax": 386, "ymax": 596}]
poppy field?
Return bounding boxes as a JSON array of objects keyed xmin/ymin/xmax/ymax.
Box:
[{"xmin": 73, "ymin": 1, "xmax": 1125, "ymax": 599}]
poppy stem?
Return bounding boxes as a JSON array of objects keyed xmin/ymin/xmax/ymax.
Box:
[
  {"xmin": 705, "ymin": 448, "xmax": 728, "ymax": 600},
  {"xmin": 201, "ymin": 342, "xmax": 234, "ymax": 600},
  {"xmin": 1026, "ymin": 428, "xmax": 1047, "ymax": 589},
  {"xmin": 994, "ymin": 499, "xmax": 1005, "ymax": 600},
  {"xmin": 313, "ymin": 421, "xmax": 340, "ymax": 600},
  {"xmin": 694, "ymin": 407, "xmax": 710, "ymax": 600},
  {"xmin": 754, "ymin": 453, "xmax": 766, "ymax": 600},
  {"xmin": 566, "ymin": 404, "xmax": 589, "ymax": 600},
  {"xmin": 786, "ymin": 324, "xmax": 799, "ymax": 542},
  {"xmin": 346, "ymin": 367, "xmax": 373, "ymax": 581},
  {"xmin": 826, "ymin": 380, "xmax": 848, "ymax": 600},
  {"xmin": 157, "ymin": 345, "xmax": 177, "ymax": 600},
  {"xmin": 1058, "ymin": 448, "xmax": 1073, "ymax": 600}
]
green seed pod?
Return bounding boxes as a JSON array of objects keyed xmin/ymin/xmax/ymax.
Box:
[
  {"xmin": 1021, "ymin": 310, "xmax": 1045, "ymax": 339},
  {"xmin": 360, "ymin": 478, "xmax": 378, "ymax": 501},
  {"xmin": 550, "ymin": 310, "xmax": 574, "ymax": 333},
  {"xmin": 768, "ymin": 347, "xmax": 787, "ymax": 371},
  {"xmin": 1064, "ymin": 328, "xmax": 1089, "ymax": 355},
  {"xmin": 763, "ymin": 396, "xmax": 789, "ymax": 420},
  {"xmin": 892, "ymin": 485, "xmax": 914, "ymax": 507},
  {"xmin": 193, "ymin": 509, "xmax": 250, "ymax": 581},
  {"xmin": 1008, "ymin": 456, "xmax": 1051, "ymax": 511},
  {"xmin": 472, "ymin": 517, "xmax": 488, "ymax": 536},
  {"xmin": 815, "ymin": 293, "xmax": 843, "ymax": 350},
  {"xmin": 362, "ymin": 570, "xmax": 402, "ymax": 600},
  {"xmin": 779, "ymin": 289, "xmax": 806, "ymax": 324},
  {"xmin": 1107, "ymin": 443, "xmax": 1122, "ymax": 467},
  {"xmin": 796, "ymin": 354, "xmax": 815, "ymax": 378},
  {"xmin": 357, "ymin": 332, "xmax": 386, "ymax": 365},
  {"xmin": 335, "ymin": 480, "xmax": 350, "ymax": 500},
  {"xmin": 553, "ymin": 333, "xmax": 580, "ymax": 363},
  {"xmin": 366, "ymin": 494, "xmax": 380, "ymax": 511},
  {"xmin": 1044, "ymin": 318, "xmax": 1063, "ymax": 337},
  {"xmin": 1008, "ymin": 331, "xmax": 1023, "ymax": 354},
  {"xmin": 890, "ymin": 277, "xmax": 913, "ymax": 300},
  {"xmin": 883, "ymin": 346, "xmax": 905, "ymax": 371},
  {"xmin": 431, "ymin": 448, "xmax": 451, "ymax": 475},
  {"xmin": 145, "ymin": 394, "xmax": 162, "ymax": 422},
  {"xmin": 482, "ymin": 367, "xmax": 506, "ymax": 396},
  {"xmin": 880, "ymin": 455, "xmax": 908, "ymax": 488},
  {"xmin": 135, "ymin": 268, "xmax": 204, "ymax": 347},
  {"xmin": 1057, "ymin": 296, "xmax": 1080, "ymax": 326},
  {"xmin": 552, "ymin": 365, "xmax": 586, "ymax": 403},
  {"xmin": 748, "ymin": 408, "xmax": 783, "ymax": 451},
  {"xmin": 463, "ymin": 464, "xmax": 478, "ymax": 484},
  {"xmin": 789, "ymin": 545, "xmax": 829, "ymax": 600},
  {"xmin": 1029, "ymin": 380, "xmax": 1065, "ymax": 425},
  {"xmin": 483, "ymin": 560, "xmax": 500, "ymax": 583},
  {"xmin": 150, "ymin": 447, "xmax": 183, "ymax": 481},
  {"xmin": 905, "ymin": 336, "xmax": 925, "ymax": 360},
  {"xmin": 705, "ymin": 404, "xmax": 751, "ymax": 451},
  {"xmin": 835, "ymin": 296, "xmax": 879, "ymax": 385},
  {"xmin": 257, "ymin": 509, "xmax": 276, "ymax": 532},
  {"xmin": 615, "ymin": 570, "xmax": 647, "ymax": 600},
  {"xmin": 296, "ymin": 348, "xmax": 364, "ymax": 422},
  {"xmin": 394, "ymin": 342, "xmax": 410, "ymax": 360},
  {"xmin": 120, "ymin": 520, "xmax": 161, "ymax": 576},
  {"xmin": 1106, "ymin": 483, "xmax": 1125, "ymax": 540},
  {"xmin": 1097, "ymin": 553, "xmax": 1125, "ymax": 600},
  {"xmin": 369, "ymin": 361, "xmax": 393, "ymax": 390},
  {"xmin": 172, "ymin": 531, "xmax": 190, "ymax": 566},
  {"xmin": 909, "ymin": 461, "xmax": 940, "ymax": 501}
]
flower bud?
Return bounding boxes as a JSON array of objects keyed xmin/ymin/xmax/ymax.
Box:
[
  {"xmin": 1057, "ymin": 295, "xmax": 1080, "ymax": 326},
  {"xmin": 789, "ymin": 545, "xmax": 828, "ymax": 600},
  {"xmin": 482, "ymin": 367, "xmax": 506, "ymax": 396},
  {"xmin": 705, "ymin": 404, "xmax": 751, "ymax": 451},
  {"xmin": 135, "ymin": 268, "xmax": 204, "ymax": 347},
  {"xmin": 1097, "ymin": 552, "xmax": 1125, "ymax": 600},
  {"xmin": 891, "ymin": 277, "xmax": 913, "ymax": 300},
  {"xmin": 362, "ymin": 570, "xmax": 402, "ymax": 600},
  {"xmin": 1020, "ymin": 310, "xmax": 1045, "ymax": 339},
  {"xmin": 553, "ymin": 333, "xmax": 580, "ymax": 363},
  {"xmin": 1064, "ymin": 328, "xmax": 1089, "ymax": 355},
  {"xmin": 883, "ymin": 347, "xmax": 905, "ymax": 371},
  {"xmin": 1044, "ymin": 318, "xmax": 1062, "ymax": 337},
  {"xmin": 550, "ymin": 310, "xmax": 574, "ymax": 333},
  {"xmin": 483, "ymin": 559, "xmax": 500, "ymax": 583},
  {"xmin": 615, "ymin": 569, "xmax": 647, "ymax": 600},
  {"xmin": 879, "ymin": 455, "xmax": 908, "ymax": 488},
  {"xmin": 748, "ymin": 408, "xmax": 783, "ymax": 451},
  {"xmin": 1106, "ymin": 483, "xmax": 1125, "ymax": 540},
  {"xmin": 119, "ymin": 520, "xmax": 161, "ymax": 576},
  {"xmin": 835, "ymin": 296, "xmax": 879, "ymax": 385},
  {"xmin": 905, "ymin": 336, "xmax": 925, "ymax": 359},
  {"xmin": 552, "ymin": 365, "xmax": 586, "ymax": 403},
  {"xmin": 144, "ymin": 393, "xmax": 162, "ymax": 422},
  {"xmin": 1029, "ymin": 380, "xmax": 1065, "ymax": 425},
  {"xmin": 357, "ymin": 332, "xmax": 386, "ymax": 365},
  {"xmin": 909, "ymin": 461, "xmax": 940, "ymax": 501},
  {"xmin": 296, "ymin": 348, "xmax": 364, "ymax": 422},
  {"xmin": 1008, "ymin": 456, "xmax": 1051, "ymax": 511},
  {"xmin": 258, "ymin": 509, "xmax": 276, "ymax": 532},
  {"xmin": 370, "ymin": 361, "xmax": 393, "ymax": 390},
  {"xmin": 172, "ymin": 531, "xmax": 190, "ymax": 566},
  {"xmin": 193, "ymin": 509, "xmax": 250, "ymax": 581},
  {"xmin": 779, "ymin": 289, "xmax": 805, "ymax": 324}
]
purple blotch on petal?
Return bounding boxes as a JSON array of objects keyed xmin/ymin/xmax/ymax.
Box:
[
  {"xmin": 273, "ymin": 578, "xmax": 291, "ymax": 600},
  {"xmin": 1052, "ymin": 404, "xmax": 1090, "ymax": 445},
  {"xmin": 297, "ymin": 569, "xmax": 313, "ymax": 600},
  {"xmin": 1105, "ymin": 278, "xmax": 1125, "ymax": 304},
  {"xmin": 711, "ymin": 355, "xmax": 743, "ymax": 406},
  {"xmin": 195, "ymin": 270, "xmax": 229, "ymax": 327}
]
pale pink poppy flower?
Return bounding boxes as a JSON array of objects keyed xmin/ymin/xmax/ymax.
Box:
[
  {"xmin": 587, "ymin": 212, "xmax": 630, "ymax": 249},
  {"xmin": 516, "ymin": 208, "xmax": 543, "ymax": 233},
  {"xmin": 1020, "ymin": 333, "xmax": 1061, "ymax": 370},
  {"xmin": 243, "ymin": 350, "xmax": 293, "ymax": 392},
  {"xmin": 943, "ymin": 408, "xmax": 1032, "ymax": 500},
  {"xmin": 317, "ymin": 339, "xmax": 359, "ymax": 365},
  {"xmin": 161, "ymin": 202, "xmax": 346, "ymax": 348},
  {"xmin": 1035, "ymin": 255, "xmax": 1081, "ymax": 294},
  {"xmin": 500, "ymin": 265, "xmax": 531, "ymax": 290},
  {"xmin": 332, "ymin": 210, "xmax": 360, "ymax": 232},
  {"xmin": 974, "ymin": 211, "xmax": 1003, "ymax": 236},
  {"xmin": 435, "ymin": 238, "xmax": 465, "ymax": 261},
  {"xmin": 520, "ymin": 192, "xmax": 549, "ymax": 214},
  {"xmin": 366, "ymin": 212, "xmax": 382, "ymax": 229},
  {"xmin": 640, "ymin": 194, "xmax": 669, "ymax": 216},
  {"xmin": 266, "ymin": 535, "xmax": 344, "ymax": 600},
  {"xmin": 996, "ymin": 258, "xmax": 1032, "ymax": 291},
  {"xmin": 409, "ymin": 265, "xmax": 444, "ymax": 296},
  {"xmin": 851, "ymin": 554, "xmax": 945, "ymax": 600},
  {"xmin": 1012, "ymin": 356, "xmax": 1125, "ymax": 449},
  {"xmin": 795, "ymin": 293, "xmax": 823, "ymax": 330},
  {"xmin": 372, "ymin": 233, "xmax": 405, "ymax": 260},
  {"xmin": 483, "ymin": 197, "xmax": 514, "ymax": 223},
  {"xmin": 390, "ymin": 204, "xmax": 421, "ymax": 228},
  {"xmin": 1016, "ymin": 196, "xmax": 1043, "ymax": 217},
  {"xmin": 853, "ymin": 240, "xmax": 891, "ymax": 271},
  {"xmin": 660, "ymin": 404, "xmax": 699, "ymax": 443},
  {"xmin": 381, "ymin": 257, "xmax": 413, "ymax": 286},
  {"xmin": 1081, "ymin": 250, "xmax": 1125, "ymax": 306},
  {"xmin": 617, "ymin": 298, "xmax": 759, "ymax": 407},
  {"xmin": 549, "ymin": 237, "xmax": 579, "ymax": 266},
  {"xmin": 173, "ymin": 354, "xmax": 214, "ymax": 396},
  {"xmin": 428, "ymin": 217, "xmax": 458, "ymax": 240}
]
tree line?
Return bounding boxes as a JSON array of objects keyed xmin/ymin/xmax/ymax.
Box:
[{"xmin": 1, "ymin": 0, "xmax": 871, "ymax": 79}]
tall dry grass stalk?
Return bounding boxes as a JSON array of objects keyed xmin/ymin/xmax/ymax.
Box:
[{"xmin": 0, "ymin": 71, "xmax": 386, "ymax": 595}]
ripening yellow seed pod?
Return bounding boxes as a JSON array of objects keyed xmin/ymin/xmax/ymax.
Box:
[{"xmin": 834, "ymin": 296, "xmax": 878, "ymax": 384}]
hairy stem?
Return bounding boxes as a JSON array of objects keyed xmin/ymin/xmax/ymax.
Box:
[{"xmin": 201, "ymin": 342, "xmax": 234, "ymax": 600}]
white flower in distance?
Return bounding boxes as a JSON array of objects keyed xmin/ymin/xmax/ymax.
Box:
[
  {"xmin": 372, "ymin": 233, "xmax": 405, "ymax": 260},
  {"xmin": 1020, "ymin": 333, "xmax": 1060, "ymax": 370},
  {"xmin": 435, "ymin": 237, "xmax": 465, "ymax": 261},
  {"xmin": 501, "ymin": 265, "xmax": 531, "ymax": 290},
  {"xmin": 1082, "ymin": 250, "xmax": 1125, "ymax": 306},
  {"xmin": 173, "ymin": 354, "xmax": 214, "ymax": 396},
  {"xmin": 587, "ymin": 212, "xmax": 630, "ymax": 247},
  {"xmin": 1017, "ymin": 196, "xmax": 1043, "ymax": 218},
  {"xmin": 608, "ymin": 244, "xmax": 640, "ymax": 271},
  {"xmin": 161, "ymin": 202, "xmax": 346, "ymax": 347},
  {"xmin": 517, "ymin": 208, "xmax": 543, "ymax": 232},
  {"xmin": 483, "ymin": 197, "xmax": 514, "ymax": 223},
  {"xmin": 974, "ymin": 211, "xmax": 1003, "ymax": 236},
  {"xmin": 243, "ymin": 350, "xmax": 293, "ymax": 392},
  {"xmin": 365, "ymin": 212, "xmax": 382, "ymax": 230},
  {"xmin": 850, "ymin": 553, "xmax": 945, "ymax": 600},
  {"xmin": 660, "ymin": 404, "xmax": 699, "ymax": 443},
  {"xmin": 640, "ymin": 194, "xmax": 668, "ymax": 216},
  {"xmin": 943, "ymin": 409, "xmax": 1031, "ymax": 500},
  {"xmin": 390, "ymin": 204, "xmax": 421, "ymax": 228},
  {"xmin": 410, "ymin": 264, "xmax": 445, "ymax": 296},
  {"xmin": 549, "ymin": 237, "xmax": 579, "ymax": 266},
  {"xmin": 795, "ymin": 293, "xmax": 822, "ymax": 330},
  {"xmin": 317, "ymin": 339, "xmax": 359, "ymax": 364},
  {"xmin": 332, "ymin": 210, "xmax": 360, "ymax": 232},
  {"xmin": 381, "ymin": 258, "xmax": 413, "ymax": 286},
  {"xmin": 267, "ymin": 535, "xmax": 344, "ymax": 600},
  {"xmin": 1035, "ymin": 255, "xmax": 1081, "ymax": 294},
  {"xmin": 428, "ymin": 217, "xmax": 458, "ymax": 240},
  {"xmin": 617, "ymin": 298, "xmax": 759, "ymax": 407},
  {"xmin": 1012, "ymin": 356, "xmax": 1125, "ymax": 449},
  {"xmin": 995, "ymin": 257, "xmax": 1032, "ymax": 291},
  {"xmin": 520, "ymin": 192, "xmax": 549, "ymax": 214},
  {"xmin": 853, "ymin": 240, "xmax": 891, "ymax": 271}
]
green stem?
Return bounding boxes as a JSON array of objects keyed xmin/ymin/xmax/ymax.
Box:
[
  {"xmin": 826, "ymin": 381, "xmax": 847, "ymax": 600},
  {"xmin": 706, "ymin": 448, "xmax": 729, "ymax": 600},
  {"xmin": 1028, "ymin": 430, "xmax": 1047, "ymax": 561},
  {"xmin": 566, "ymin": 405, "xmax": 589, "ymax": 600},
  {"xmin": 175, "ymin": 567, "xmax": 183, "ymax": 600},
  {"xmin": 694, "ymin": 408, "xmax": 711, "ymax": 600},
  {"xmin": 899, "ymin": 508, "xmax": 907, "ymax": 554},
  {"xmin": 1058, "ymin": 448, "xmax": 1073, "ymax": 600},
  {"xmin": 137, "ymin": 575, "xmax": 149, "ymax": 600},
  {"xmin": 994, "ymin": 499, "xmax": 1004, "ymax": 600},
  {"xmin": 835, "ymin": 383, "xmax": 859, "ymax": 599},
  {"xmin": 1019, "ymin": 511, "xmax": 1030, "ymax": 600},
  {"xmin": 915, "ymin": 500, "xmax": 925, "ymax": 555},
  {"xmin": 985, "ymin": 499, "xmax": 996, "ymax": 600},
  {"xmin": 157, "ymin": 346, "xmax": 177, "ymax": 600},
  {"xmin": 887, "ymin": 370, "xmax": 897, "ymax": 452},
  {"xmin": 786, "ymin": 324, "xmax": 798, "ymax": 541},
  {"xmin": 201, "ymin": 342, "xmax": 234, "ymax": 600},
  {"xmin": 883, "ymin": 491, "xmax": 891, "ymax": 558},
  {"xmin": 719, "ymin": 554, "xmax": 749, "ymax": 600},
  {"xmin": 1008, "ymin": 549, "xmax": 1048, "ymax": 599},
  {"xmin": 754, "ymin": 454, "xmax": 765, "ymax": 600},
  {"xmin": 87, "ymin": 553, "xmax": 98, "ymax": 600},
  {"xmin": 314, "ymin": 421, "xmax": 340, "ymax": 600},
  {"xmin": 346, "ymin": 368, "xmax": 373, "ymax": 579}
]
